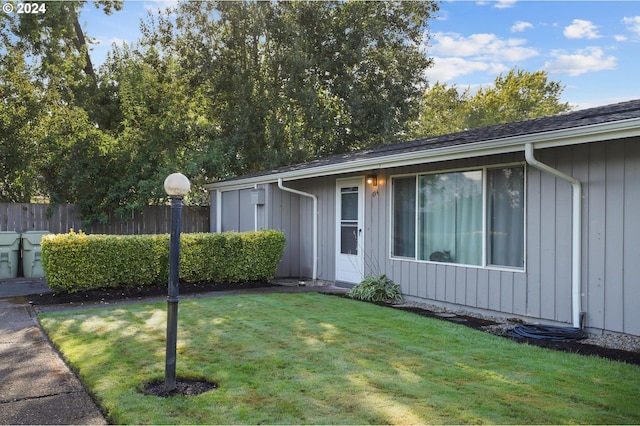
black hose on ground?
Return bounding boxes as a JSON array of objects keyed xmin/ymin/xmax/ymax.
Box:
[{"xmin": 510, "ymin": 324, "xmax": 588, "ymax": 341}]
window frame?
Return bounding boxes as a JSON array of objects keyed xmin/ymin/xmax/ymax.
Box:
[{"xmin": 389, "ymin": 163, "xmax": 526, "ymax": 272}]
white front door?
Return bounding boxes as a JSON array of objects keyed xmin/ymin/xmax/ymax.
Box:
[{"xmin": 335, "ymin": 177, "xmax": 364, "ymax": 283}]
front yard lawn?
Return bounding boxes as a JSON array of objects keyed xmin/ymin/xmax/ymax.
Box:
[{"xmin": 39, "ymin": 293, "xmax": 640, "ymax": 424}]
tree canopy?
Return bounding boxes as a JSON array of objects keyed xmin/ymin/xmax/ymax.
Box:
[
  {"xmin": 1, "ymin": 1, "xmax": 571, "ymax": 226},
  {"xmin": 138, "ymin": 1, "xmax": 437, "ymax": 175},
  {"xmin": 413, "ymin": 69, "xmax": 571, "ymax": 137}
]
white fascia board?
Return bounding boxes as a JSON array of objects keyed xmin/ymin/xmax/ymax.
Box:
[
  {"xmin": 205, "ymin": 117, "xmax": 640, "ymax": 189},
  {"xmin": 526, "ymin": 117, "xmax": 640, "ymax": 149},
  {"xmin": 204, "ymin": 182, "xmax": 259, "ymax": 192}
]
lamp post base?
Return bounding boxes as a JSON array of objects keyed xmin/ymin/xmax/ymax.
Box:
[{"xmin": 165, "ymin": 298, "xmax": 179, "ymax": 392}]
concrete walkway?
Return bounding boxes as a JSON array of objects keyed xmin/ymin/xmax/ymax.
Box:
[
  {"xmin": 0, "ymin": 278, "xmax": 347, "ymax": 425},
  {"xmin": 0, "ymin": 279, "xmax": 107, "ymax": 425}
]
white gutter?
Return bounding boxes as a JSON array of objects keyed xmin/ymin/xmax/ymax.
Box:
[
  {"xmin": 277, "ymin": 178, "xmax": 318, "ymax": 282},
  {"xmin": 525, "ymin": 143, "xmax": 583, "ymax": 328}
]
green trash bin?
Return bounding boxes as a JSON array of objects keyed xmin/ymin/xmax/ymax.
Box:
[
  {"xmin": 0, "ymin": 231, "xmax": 21, "ymax": 279},
  {"xmin": 21, "ymin": 231, "xmax": 50, "ymax": 278}
]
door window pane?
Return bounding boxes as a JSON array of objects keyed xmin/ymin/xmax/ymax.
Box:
[
  {"xmin": 340, "ymin": 224, "xmax": 358, "ymax": 254},
  {"xmin": 488, "ymin": 167, "xmax": 525, "ymax": 267},
  {"xmin": 341, "ymin": 189, "xmax": 358, "ymax": 221}
]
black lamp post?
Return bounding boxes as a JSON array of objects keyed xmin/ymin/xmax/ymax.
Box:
[{"xmin": 163, "ymin": 173, "xmax": 190, "ymax": 392}]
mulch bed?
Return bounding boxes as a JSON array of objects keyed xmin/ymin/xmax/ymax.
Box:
[
  {"xmin": 385, "ymin": 303, "xmax": 640, "ymax": 367},
  {"xmin": 25, "ymin": 280, "xmax": 276, "ymax": 306},
  {"xmin": 142, "ymin": 379, "xmax": 218, "ymax": 398}
]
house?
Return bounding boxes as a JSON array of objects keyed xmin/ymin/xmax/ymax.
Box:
[{"xmin": 205, "ymin": 99, "xmax": 640, "ymax": 337}]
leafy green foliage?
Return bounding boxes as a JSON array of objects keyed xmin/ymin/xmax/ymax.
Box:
[
  {"xmin": 36, "ymin": 106, "xmax": 120, "ymax": 225},
  {"xmin": 347, "ymin": 274, "xmax": 403, "ymax": 302},
  {"xmin": 412, "ymin": 82, "xmax": 469, "ymax": 138},
  {"xmin": 413, "ymin": 69, "xmax": 571, "ymax": 138},
  {"xmin": 467, "ymin": 68, "xmax": 571, "ymax": 129},
  {"xmin": 179, "ymin": 230, "xmax": 287, "ymax": 284},
  {"xmin": 3, "ymin": 2, "xmax": 572, "ymax": 229},
  {"xmin": 141, "ymin": 1, "xmax": 438, "ymax": 175},
  {"xmin": 1, "ymin": 0, "xmax": 126, "ymax": 211},
  {"xmin": 41, "ymin": 231, "xmax": 166, "ymax": 292},
  {"xmin": 0, "ymin": 50, "xmax": 41, "ymax": 202},
  {"xmin": 2, "ymin": 0, "xmax": 439, "ymax": 221},
  {"xmin": 41, "ymin": 230, "xmax": 285, "ymax": 293}
]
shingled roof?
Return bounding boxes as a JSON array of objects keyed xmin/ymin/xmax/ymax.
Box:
[{"xmin": 207, "ymin": 98, "xmax": 640, "ymax": 187}]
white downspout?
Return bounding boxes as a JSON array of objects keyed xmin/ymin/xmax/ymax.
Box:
[
  {"xmin": 277, "ymin": 178, "xmax": 318, "ymax": 282},
  {"xmin": 254, "ymin": 184, "xmax": 259, "ymax": 232},
  {"xmin": 215, "ymin": 189, "xmax": 222, "ymax": 233},
  {"xmin": 525, "ymin": 143, "xmax": 583, "ymax": 328}
]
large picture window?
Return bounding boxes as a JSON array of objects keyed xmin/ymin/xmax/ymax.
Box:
[{"xmin": 391, "ymin": 166, "xmax": 525, "ymax": 269}]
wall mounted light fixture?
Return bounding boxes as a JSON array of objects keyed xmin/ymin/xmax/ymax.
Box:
[{"xmin": 366, "ymin": 174, "xmax": 378, "ymax": 186}]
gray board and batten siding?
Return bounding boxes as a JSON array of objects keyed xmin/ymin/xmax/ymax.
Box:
[{"xmin": 207, "ymin": 99, "xmax": 640, "ymax": 337}]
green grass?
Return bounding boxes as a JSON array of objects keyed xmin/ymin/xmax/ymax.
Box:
[{"xmin": 39, "ymin": 293, "xmax": 640, "ymax": 424}]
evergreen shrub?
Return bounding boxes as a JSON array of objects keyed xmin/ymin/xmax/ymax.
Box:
[
  {"xmin": 41, "ymin": 230, "xmax": 286, "ymax": 293},
  {"xmin": 347, "ymin": 274, "xmax": 403, "ymax": 302}
]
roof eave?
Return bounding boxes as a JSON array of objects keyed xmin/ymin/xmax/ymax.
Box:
[{"xmin": 205, "ymin": 117, "xmax": 640, "ymax": 190}]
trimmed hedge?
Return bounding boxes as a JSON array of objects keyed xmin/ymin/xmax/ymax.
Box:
[{"xmin": 41, "ymin": 230, "xmax": 286, "ymax": 293}]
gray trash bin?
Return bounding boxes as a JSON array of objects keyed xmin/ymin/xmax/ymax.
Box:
[
  {"xmin": 0, "ymin": 231, "xmax": 21, "ymax": 279},
  {"xmin": 21, "ymin": 231, "xmax": 50, "ymax": 278}
]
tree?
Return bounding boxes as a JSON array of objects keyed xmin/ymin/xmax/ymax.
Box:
[
  {"xmin": 466, "ymin": 69, "xmax": 570, "ymax": 129},
  {"xmin": 36, "ymin": 105, "xmax": 119, "ymax": 224},
  {"xmin": 141, "ymin": 0, "xmax": 439, "ymax": 175},
  {"xmin": 2, "ymin": 0, "xmax": 440, "ymax": 224},
  {"xmin": 0, "ymin": 0, "xmax": 124, "ymax": 215},
  {"xmin": 412, "ymin": 82, "xmax": 469, "ymax": 137},
  {"xmin": 7, "ymin": 0, "xmax": 122, "ymax": 114},
  {"xmin": 413, "ymin": 69, "xmax": 571, "ymax": 137},
  {"xmin": 0, "ymin": 50, "xmax": 41, "ymax": 202},
  {"xmin": 102, "ymin": 43, "xmax": 221, "ymax": 212}
]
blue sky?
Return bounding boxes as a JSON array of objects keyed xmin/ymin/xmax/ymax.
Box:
[
  {"xmin": 426, "ymin": 1, "xmax": 640, "ymax": 109},
  {"xmin": 82, "ymin": 0, "xmax": 640, "ymax": 110}
]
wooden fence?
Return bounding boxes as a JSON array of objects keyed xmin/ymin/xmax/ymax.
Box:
[{"xmin": 0, "ymin": 203, "xmax": 210, "ymax": 235}]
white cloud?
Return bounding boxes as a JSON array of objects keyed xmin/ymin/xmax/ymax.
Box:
[
  {"xmin": 431, "ymin": 32, "xmax": 538, "ymax": 62},
  {"xmin": 511, "ymin": 21, "xmax": 533, "ymax": 32},
  {"xmin": 544, "ymin": 47, "xmax": 616, "ymax": 76},
  {"xmin": 493, "ymin": 0, "xmax": 517, "ymax": 9},
  {"xmin": 144, "ymin": 0, "xmax": 179, "ymax": 13},
  {"xmin": 623, "ymin": 16, "xmax": 640, "ymax": 37},
  {"xmin": 93, "ymin": 37, "xmax": 127, "ymax": 47},
  {"xmin": 434, "ymin": 9, "xmax": 449, "ymax": 22},
  {"xmin": 426, "ymin": 56, "xmax": 508, "ymax": 82},
  {"xmin": 475, "ymin": 0, "xmax": 517, "ymax": 9},
  {"xmin": 563, "ymin": 19, "xmax": 601, "ymax": 39},
  {"xmin": 614, "ymin": 34, "xmax": 628, "ymax": 42}
]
